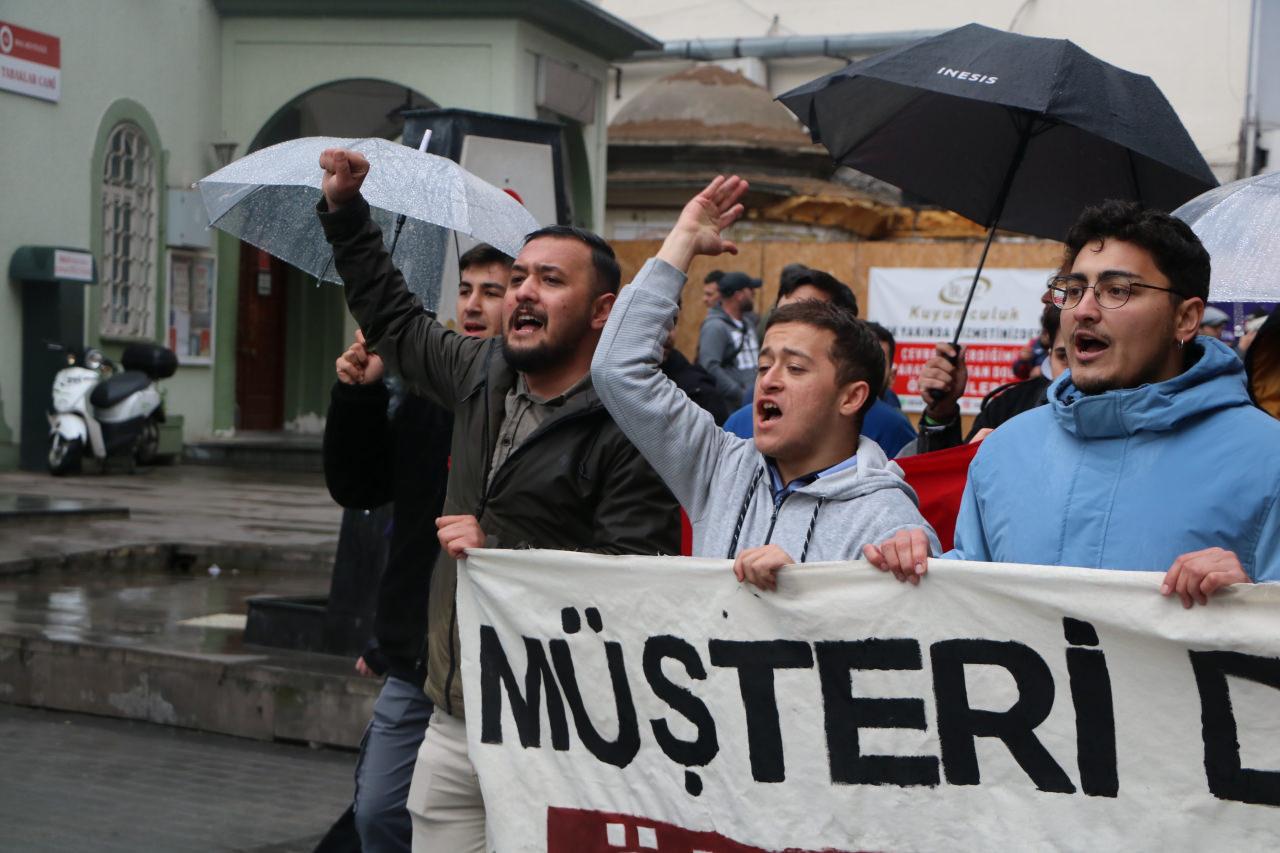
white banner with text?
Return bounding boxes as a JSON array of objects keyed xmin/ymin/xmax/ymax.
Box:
[
  {"xmin": 868, "ymin": 267, "xmax": 1053, "ymax": 414},
  {"xmin": 456, "ymin": 549, "xmax": 1280, "ymax": 852}
]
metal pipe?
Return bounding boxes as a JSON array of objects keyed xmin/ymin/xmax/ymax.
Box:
[{"xmin": 625, "ymin": 30, "xmax": 945, "ymax": 63}]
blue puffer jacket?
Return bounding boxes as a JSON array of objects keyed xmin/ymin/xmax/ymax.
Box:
[{"xmin": 949, "ymin": 337, "xmax": 1280, "ymax": 580}]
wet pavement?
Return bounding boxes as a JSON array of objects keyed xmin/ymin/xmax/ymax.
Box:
[
  {"xmin": 0, "ymin": 703, "xmax": 355, "ymax": 852},
  {"xmin": 0, "ymin": 464, "xmax": 379, "ymax": 747},
  {"xmin": 0, "ymin": 465, "xmax": 341, "ymax": 566},
  {"xmin": 0, "ymin": 564, "xmax": 328, "ymax": 656}
]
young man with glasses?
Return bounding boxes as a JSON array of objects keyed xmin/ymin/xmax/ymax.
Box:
[{"xmin": 864, "ymin": 200, "xmax": 1280, "ymax": 605}]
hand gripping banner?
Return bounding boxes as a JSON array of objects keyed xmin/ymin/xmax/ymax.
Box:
[{"xmin": 455, "ymin": 550, "xmax": 1280, "ymax": 852}]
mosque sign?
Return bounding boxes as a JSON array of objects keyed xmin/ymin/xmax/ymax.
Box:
[{"xmin": 0, "ymin": 20, "xmax": 60, "ymax": 103}]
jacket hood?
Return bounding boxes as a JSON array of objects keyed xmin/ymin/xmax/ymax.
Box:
[
  {"xmin": 1048, "ymin": 336, "xmax": 1251, "ymax": 439},
  {"xmin": 791, "ymin": 435, "xmax": 921, "ymax": 505}
]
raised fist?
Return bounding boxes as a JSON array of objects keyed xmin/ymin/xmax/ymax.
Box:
[{"xmin": 318, "ymin": 148, "xmax": 370, "ymax": 211}]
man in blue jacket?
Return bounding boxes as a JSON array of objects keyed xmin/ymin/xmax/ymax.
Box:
[{"xmin": 864, "ymin": 200, "xmax": 1280, "ymax": 606}]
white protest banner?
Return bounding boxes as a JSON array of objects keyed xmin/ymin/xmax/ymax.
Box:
[
  {"xmin": 868, "ymin": 267, "xmax": 1051, "ymax": 413},
  {"xmin": 456, "ymin": 549, "xmax": 1280, "ymax": 852}
]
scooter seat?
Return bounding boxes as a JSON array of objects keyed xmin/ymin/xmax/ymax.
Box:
[{"xmin": 90, "ymin": 370, "xmax": 152, "ymax": 409}]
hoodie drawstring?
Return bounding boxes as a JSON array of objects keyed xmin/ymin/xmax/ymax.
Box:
[
  {"xmin": 724, "ymin": 468, "xmax": 764, "ymax": 559},
  {"xmin": 726, "ymin": 469, "xmax": 827, "ymax": 562},
  {"xmin": 798, "ymin": 496, "xmax": 826, "ymax": 564}
]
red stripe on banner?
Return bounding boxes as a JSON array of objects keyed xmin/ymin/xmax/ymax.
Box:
[{"xmin": 547, "ymin": 806, "xmax": 868, "ymax": 852}]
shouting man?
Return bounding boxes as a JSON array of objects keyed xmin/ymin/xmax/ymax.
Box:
[
  {"xmin": 593, "ymin": 176, "xmax": 938, "ymax": 591},
  {"xmin": 318, "ymin": 148, "xmax": 679, "ymax": 852},
  {"xmin": 866, "ymin": 201, "xmax": 1280, "ymax": 604}
]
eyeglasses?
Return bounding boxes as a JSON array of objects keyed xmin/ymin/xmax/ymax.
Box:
[{"xmin": 1047, "ymin": 274, "xmax": 1184, "ymax": 310}]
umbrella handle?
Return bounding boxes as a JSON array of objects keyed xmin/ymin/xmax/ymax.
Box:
[
  {"xmin": 924, "ymin": 345, "xmax": 966, "ymax": 405},
  {"xmin": 923, "ymin": 217, "xmax": 996, "ymax": 404},
  {"xmin": 387, "ymin": 131, "xmax": 431, "ymax": 259}
]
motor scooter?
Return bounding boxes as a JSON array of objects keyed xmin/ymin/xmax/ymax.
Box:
[{"xmin": 47, "ymin": 342, "xmax": 177, "ymax": 475}]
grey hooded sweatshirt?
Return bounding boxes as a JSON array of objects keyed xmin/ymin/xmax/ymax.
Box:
[{"xmin": 592, "ymin": 258, "xmax": 941, "ymax": 562}]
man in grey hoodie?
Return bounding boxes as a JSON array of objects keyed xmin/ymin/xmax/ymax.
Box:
[
  {"xmin": 698, "ymin": 271, "xmax": 761, "ymax": 411},
  {"xmin": 593, "ymin": 176, "xmax": 939, "ymax": 589}
]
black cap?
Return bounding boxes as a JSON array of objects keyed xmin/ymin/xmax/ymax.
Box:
[{"xmin": 717, "ymin": 271, "xmax": 763, "ymax": 296}]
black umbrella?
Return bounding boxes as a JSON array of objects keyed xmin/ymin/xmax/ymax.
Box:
[{"xmin": 779, "ymin": 22, "xmax": 1218, "ymax": 344}]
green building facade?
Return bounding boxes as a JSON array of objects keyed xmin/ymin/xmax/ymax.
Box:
[{"xmin": 0, "ymin": 0, "xmax": 653, "ymax": 468}]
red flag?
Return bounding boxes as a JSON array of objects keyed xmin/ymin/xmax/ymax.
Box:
[{"xmin": 896, "ymin": 442, "xmax": 980, "ymax": 552}]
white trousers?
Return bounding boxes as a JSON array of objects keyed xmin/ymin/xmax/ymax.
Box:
[{"xmin": 407, "ymin": 710, "xmax": 487, "ymax": 853}]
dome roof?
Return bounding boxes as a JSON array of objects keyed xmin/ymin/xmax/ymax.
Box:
[{"xmin": 610, "ymin": 65, "xmax": 815, "ymax": 151}]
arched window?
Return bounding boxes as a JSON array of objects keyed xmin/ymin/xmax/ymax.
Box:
[{"xmin": 100, "ymin": 122, "xmax": 157, "ymax": 339}]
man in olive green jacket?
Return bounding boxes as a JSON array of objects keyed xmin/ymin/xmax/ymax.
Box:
[{"xmin": 318, "ymin": 148, "xmax": 679, "ymax": 853}]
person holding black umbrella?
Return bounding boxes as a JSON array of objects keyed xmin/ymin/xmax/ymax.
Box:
[{"xmin": 864, "ymin": 200, "xmax": 1280, "ymax": 603}]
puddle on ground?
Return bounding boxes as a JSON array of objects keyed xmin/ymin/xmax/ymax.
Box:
[{"xmin": 0, "ymin": 567, "xmax": 328, "ymax": 655}]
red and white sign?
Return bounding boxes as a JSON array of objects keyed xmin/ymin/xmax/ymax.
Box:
[
  {"xmin": 53, "ymin": 249, "xmax": 93, "ymax": 282},
  {"xmin": 868, "ymin": 267, "xmax": 1051, "ymax": 414},
  {"xmin": 0, "ymin": 20, "xmax": 60, "ymax": 103}
]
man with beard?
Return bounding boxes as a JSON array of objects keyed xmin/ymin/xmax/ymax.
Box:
[
  {"xmin": 316, "ymin": 147, "xmax": 679, "ymax": 852},
  {"xmin": 864, "ymin": 201, "xmax": 1280, "ymax": 603}
]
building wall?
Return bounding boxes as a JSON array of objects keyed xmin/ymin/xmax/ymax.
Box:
[
  {"xmin": 600, "ymin": 0, "xmax": 1254, "ymax": 180},
  {"xmin": 0, "ymin": 6, "xmax": 621, "ymax": 466},
  {"xmin": 0, "ymin": 0, "xmax": 222, "ymax": 467},
  {"xmin": 212, "ymin": 16, "xmax": 612, "ymax": 434},
  {"xmin": 511, "ymin": 21, "xmax": 612, "ymax": 229}
]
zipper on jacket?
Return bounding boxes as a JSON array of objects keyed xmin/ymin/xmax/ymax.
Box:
[
  {"xmin": 442, "ymin": 602, "xmax": 458, "ymax": 716},
  {"xmin": 442, "ymin": 404, "xmax": 603, "ymax": 718},
  {"xmin": 762, "ymin": 492, "xmax": 793, "ymax": 546}
]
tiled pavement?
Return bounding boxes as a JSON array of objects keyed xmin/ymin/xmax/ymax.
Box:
[{"xmin": 0, "ymin": 703, "xmax": 356, "ymax": 852}]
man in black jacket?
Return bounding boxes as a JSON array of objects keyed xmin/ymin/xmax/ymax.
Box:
[
  {"xmin": 661, "ymin": 307, "xmax": 730, "ymax": 425},
  {"xmin": 317, "ymin": 147, "xmax": 679, "ymax": 853},
  {"xmin": 324, "ymin": 243, "xmax": 511, "ymax": 853}
]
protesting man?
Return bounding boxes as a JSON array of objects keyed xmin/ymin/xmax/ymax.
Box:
[
  {"xmin": 865, "ymin": 201, "xmax": 1280, "ymax": 603},
  {"xmin": 699, "ymin": 270, "xmax": 761, "ymax": 411},
  {"xmin": 593, "ymin": 175, "xmax": 938, "ymax": 591},
  {"xmin": 321, "ymin": 242, "xmax": 511, "ymax": 853},
  {"xmin": 721, "ymin": 271, "xmax": 916, "ymax": 459},
  {"xmin": 317, "ymin": 147, "xmax": 679, "ymax": 852}
]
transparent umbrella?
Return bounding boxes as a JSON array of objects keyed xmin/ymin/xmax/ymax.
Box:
[
  {"xmin": 1173, "ymin": 171, "xmax": 1280, "ymax": 302},
  {"xmin": 198, "ymin": 136, "xmax": 541, "ymax": 308}
]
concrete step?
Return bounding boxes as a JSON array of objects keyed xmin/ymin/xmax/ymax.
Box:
[
  {"xmin": 0, "ymin": 548, "xmax": 374, "ymax": 748},
  {"xmin": 184, "ymin": 432, "xmax": 323, "ymax": 473},
  {"xmin": 0, "ymin": 492, "xmax": 129, "ymax": 532},
  {"xmin": 0, "ymin": 631, "xmax": 377, "ymax": 749}
]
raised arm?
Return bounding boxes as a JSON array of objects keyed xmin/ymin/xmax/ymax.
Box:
[
  {"xmin": 316, "ymin": 148, "xmax": 482, "ymax": 408},
  {"xmin": 591, "ymin": 176, "xmax": 751, "ymax": 518}
]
